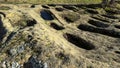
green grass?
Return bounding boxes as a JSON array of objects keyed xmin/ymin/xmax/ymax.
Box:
[
  {"xmin": 1, "ymin": 0, "xmax": 102, "ymax": 4},
  {"xmin": 0, "ymin": 6, "xmax": 11, "ymax": 10}
]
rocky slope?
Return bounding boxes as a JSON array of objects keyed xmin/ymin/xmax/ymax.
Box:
[{"xmin": 0, "ymin": 3, "xmax": 120, "ymax": 68}]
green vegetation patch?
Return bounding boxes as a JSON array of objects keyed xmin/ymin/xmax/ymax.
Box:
[
  {"xmin": 0, "ymin": 6, "xmax": 11, "ymax": 10},
  {"xmin": 62, "ymin": 12, "xmax": 80, "ymax": 23}
]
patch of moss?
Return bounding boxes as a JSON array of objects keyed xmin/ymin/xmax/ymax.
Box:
[
  {"xmin": 0, "ymin": 6, "xmax": 11, "ymax": 10},
  {"xmin": 116, "ymin": 3, "xmax": 120, "ymax": 9},
  {"xmin": 96, "ymin": 8, "xmax": 106, "ymax": 14},
  {"xmin": 56, "ymin": 52, "xmax": 70, "ymax": 62},
  {"xmin": 17, "ymin": 19, "xmax": 27, "ymax": 28},
  {"xmin": 104, "ymin": 7, "xmax": 119, "ymax": 14},
  {"xmin": 105, "ymin": 7, "xmax": 112, "ymax": 11},
  {"xmin": 62, "ymin": 12, "xmax": 80, "ymax": 23},
  {"xmin": 13, "ymin": 15, "xmax": 36, "ymax": 29},
  {"xmin": 0, "ymin": 53, "xmax": 7, "ymax": 61}
]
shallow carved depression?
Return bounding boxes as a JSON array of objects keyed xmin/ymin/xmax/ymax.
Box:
[
  {"xmin": 55, "ymin": 7, "xmax": 65, "ymax": 12},
  {"xmin": 63, "ymin": 33, "xmax": 95, "ymax": 50},
  {"xmin": 102, "ymin": 15, "xmax": 119, "ymax": 19},
  {"xmin": 86, "ymin": 9, "xmax": 98, "ymax": 14},
  {"xmin": 88, "ymin": 19, "xmax": 109, "ymax": 28},
  {"xmin": 78, "ymin": 24, "xmax": 120, "ymax": 38},
  {"xmin": 31, "ymin": 4, "xmax": 35, "ymax": 8},
  {"xmin": 105, "ymin": 9, "xmax": 120, "ymax": 14},
  {"xmin": 40, "ymin": 10, "xmax": 54, "ymax": 20},
  {"xmin": 27, "ymin": 19, "xmax": 37, "ymax": 26},
  {"xmin": 0, "ymin": 16, "xmax": 7, "ymax": 41},
  {"xmin": 62, "ymin": 5, "xmax": 79, "ymax": 12},
  {"xmin": 47, "ymin": 4, "xmax": 56, "ymax": 7},
  {"xmin": 85, "ymin": 4, "xmax": 102, "ymax": 9},
  {"xmin": 0, "ymin": 12, "xmax": 6, "ymax": 17},
  {"xmin": 50, "ymin": 22, "xmax": 65, "ymax": 30},
  {"xmin": 92, "ymin": 16, "xmax": 109, "ymax": 22},
  {"xmin": 115, "ymin": 51, "xmax": 120, "ymax": 55},
  {"xmin": 62, "ymin": 5, "xmax": 76, "ymax": 10},
  {"xmin": 42, "ymin": 5, "xmax": 50, "ymax": 9},
  {"xmin": 114, "ymin": 25, "xmax": 120, "ymax": 29}
]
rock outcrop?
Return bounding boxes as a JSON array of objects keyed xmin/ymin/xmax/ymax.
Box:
[{"xmin": 0, "ymin": 3, "xmax": 120, "ymax": 68}]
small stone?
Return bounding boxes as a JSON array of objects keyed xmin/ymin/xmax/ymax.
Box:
[
  {"xmin": 44, "ymin": 62, "xmax": 48, "ymax": 68},
  {"xmin": 17, "ymin": 45, "xmax": 24, "ymax": 53},
  {"xmin": 9, "ymin": 49, "xmax": 17, "ymax": 56},
  {"xmin": 24, "ymin": 56, "xmax": 47, "ymax": 68},
  {"xmin": 2, "ymin": 61, "xmax": 6, "ymax": 68},
  {"xmin": 12, "ymin": 61, "xmax": 20, "ymax": 68},
  {"xmin": 2, "ymin": 61, "xmax": 10, "ymax": 68}
]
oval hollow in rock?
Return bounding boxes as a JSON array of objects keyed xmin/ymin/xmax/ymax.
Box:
[
  {"xmin": 47, "ymin": 4, "xmax": 56, "ymax": 7},
  {"xmin": 77, "ymin": 24, "xmax": 120, "ymax": 38},
  {"xmin": 0, "ymin": 17, "xmax": 7, "ymax": 41},
  {"xmin": 115, "ymin": 51, "xmax": 120, "ymax": 54},
  {"xmin": 62, "ymin": 5, "xmax": 76, "ymax": 11},
  {"xmin": 86, "ymin": 9, "xmax": 98, "ymax": 14},
  {"xmin": 42, "ymin": 5, "xmax": 49, "ymax": 9},
  {"xmin": 40, "ymin": 10, "xmax": 54, "ymax": 20},
  {"xmin": 50, "ymin": 22, "xmax": 65, "ymax": 30},
  {"xmin": 91, "ymin": 16, "xmax": 109, "ymax": 22},
  {"xmin": 27, "ymin": 19, "xmax": 37, "ymax": 26},
  {"xmin": 63, "ymin": 33, "xmax": 95, "ymax": 50},
  {"xmin": 114, "ymin": 25, "xmax": 120, "ymax": 29},
  {"xmin": 102, "ymin": 15, "xmax": 118, "ymax": 19},
  {"xmin": 55, "ymin": 7, "xmax": 64, "ymax": 11},
  {"xmin": 0, "ymin": 12, "xmax": 6, "ymax": 17},
  {"xmin": 31, "ymin": 4, "xmax": 35, "ymax": 8},
  {"xmin": 88, "ymin": 19, "xmax": 109, "ymax": 28}
]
